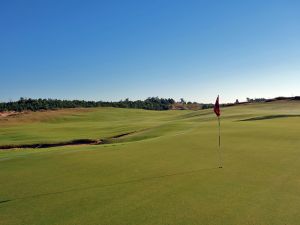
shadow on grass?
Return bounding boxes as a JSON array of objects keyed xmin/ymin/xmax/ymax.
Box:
[
  {"xmin": 239, "ymin": 114, "xmax": 300, "ymax": 121},
  {"xmin": 0, "ymin": 131, "xmax": 138, "ymax": 150},
  {"xmin": 0, "ymin": 200, "xmax": 11, "ymax": 204},
  {"xmin": 4, "ymin": 167, "xmax": 219, "ymax": 204}
]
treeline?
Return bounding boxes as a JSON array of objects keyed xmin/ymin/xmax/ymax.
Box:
[
  {"xmin": 246, "ymin": 97, "xmax": 266, "ymax": 103},
  {"xmin": 245, "ymin": 96, "xmax": 300, "ymax": 103},
  {"xmin": 0, "ymin": 97, "xmax": 177, "ymax": 112}
]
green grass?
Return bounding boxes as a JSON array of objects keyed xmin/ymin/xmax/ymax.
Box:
[
  {"xmin": 0, "ymin": 108, "xmax": 188, "ymax": 146},
  {"xmin": 1, "ymin": 100, "xmax": 300, "ymax": 225}
]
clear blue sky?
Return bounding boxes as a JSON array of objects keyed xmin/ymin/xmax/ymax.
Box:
[{"xmin": 1, "ymin": 0, "xmax": 299, "ymax": 103}]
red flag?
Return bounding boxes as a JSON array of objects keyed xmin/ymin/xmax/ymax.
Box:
[{"xmin": 214, "ymin": 95, "xmax": 220, "ymax": 117}]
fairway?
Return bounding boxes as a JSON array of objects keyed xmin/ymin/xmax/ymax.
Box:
[{"xmin": 1, "ymin": 100, "xmax": 300, "ymax": 225}]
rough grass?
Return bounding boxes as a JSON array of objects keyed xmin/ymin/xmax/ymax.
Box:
[{"xmin": 1, "ymin": 101, "xmax": 300, "ymax": 225}]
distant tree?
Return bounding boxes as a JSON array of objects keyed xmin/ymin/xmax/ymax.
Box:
[
  {"xmin": 235, "ymin": 99, "xmax": 239, "ymax": 104},
  {"xmin": 168, "ymin": 98, "xmax": 175, "ymax": 104}
]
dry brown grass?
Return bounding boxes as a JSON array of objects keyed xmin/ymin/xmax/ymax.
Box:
[{"xmin": 0, "ymin": 108, "xmax": 92, "ymax": 125}]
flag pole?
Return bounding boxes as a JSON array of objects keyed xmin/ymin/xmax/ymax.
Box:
[
  {"xmin": 214, "ymin": 95, "xmax": 222, "ymax": 168},
  {"xmin": 218, "ymin": 116, "xmax": 222, "ymax": 168}
]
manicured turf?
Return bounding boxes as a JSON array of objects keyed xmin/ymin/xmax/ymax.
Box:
[{"xmin": 1, "ymin": 100, "xmax": 300, "ymax": 225}]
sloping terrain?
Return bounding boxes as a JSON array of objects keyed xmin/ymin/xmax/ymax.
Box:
[{"xmin": 1, "ymin": 100, "xmax": 300, "ymax": 225}]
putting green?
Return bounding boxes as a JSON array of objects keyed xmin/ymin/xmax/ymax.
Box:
[{"xmin": 1, "ymin": 100, "xmax": 300, "ymax": 225}]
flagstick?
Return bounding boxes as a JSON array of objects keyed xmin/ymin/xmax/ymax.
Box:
[{"xmin": 218, "ymin": 116, "xmax": 222, "ymax": 168}]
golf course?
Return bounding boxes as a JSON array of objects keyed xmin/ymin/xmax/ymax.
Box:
[{"xmin": 1, "ymin": 100, "xmax": 300, "ymax": 225}]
